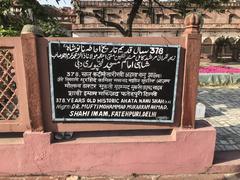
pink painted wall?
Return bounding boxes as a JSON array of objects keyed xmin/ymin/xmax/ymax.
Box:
[{"xmin": 0, "ymin": 121, "xmax": 216, "ymax": 176}]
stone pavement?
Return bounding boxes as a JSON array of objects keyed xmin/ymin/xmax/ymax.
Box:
[{"xmin": 198, "ymin": 87, "xmax": 240, "ymax": 151}]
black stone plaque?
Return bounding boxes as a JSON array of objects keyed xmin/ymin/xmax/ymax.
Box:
[{"xmin": 48, "ymin": 42, "xmax": 180, "ymax": 123}]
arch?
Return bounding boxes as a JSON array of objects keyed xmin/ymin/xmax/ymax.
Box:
[
  {"xmin": 214, "ymin": 36, "xmax": 234, "ymax": 62},
  {"xmin": 201, "ymin": 37, "xmax": 213, "ymax": 56},
  {"xmin": 229, "ymin": 13, "xmax": 234, "ymax": 24},
  {"xmin": 202, "ymin": 37, "xmax": 212, "ymax": 45},
  {"xmin": 228, "ymin": 37, "xmax": 235, "ymax": 44},
  {"xmin": 232, "ymin": 38, "xmax": 240, "ymax": 61},
  {"xmin": 215, "ymin": 36, "xmax": 227, "ymax": 45},
  {"xmin": 234, "ymin": 38, "xmax": 240, "ymax": 47}
]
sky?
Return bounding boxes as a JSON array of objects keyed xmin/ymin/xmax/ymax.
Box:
[{"xmin": 38, "ymin": 0, "xmax": 72, "ymax": 8}]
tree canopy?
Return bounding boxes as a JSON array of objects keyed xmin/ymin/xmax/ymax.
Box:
[
  {"xmin": 73, "ymin": 0, "xmax": 230, "ymax": 37},
  {"xmin": 0, "ymin": 0, "xmax": 67, "ymax": 36},
  {"xmin": 165, "ymin": 0, "xmax": 229, "ymax": 16},
  {"xmin": 0, "ymin": 0, "xmax": 231, "ymax": 37}
]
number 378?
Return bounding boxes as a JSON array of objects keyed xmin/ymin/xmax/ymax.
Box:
[
  {"xmin": 150, "ymin": 47, "xmax": 164, "ymax": 54},
  {"xmin": 66, "ymin": 72, "xmax": 79, "ymax": 77}
]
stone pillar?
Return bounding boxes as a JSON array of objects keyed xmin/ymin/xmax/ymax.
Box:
[
  {"xmin": 20, "ymin": 25, "xmax": 44, "ymax": 132},
  {"xmin": 181, "ymin": 13, "xmax": 202, "ymax": 128}
]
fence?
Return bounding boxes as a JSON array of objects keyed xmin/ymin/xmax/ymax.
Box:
[{"xmin": 0, "ymin": 37, "xmax": 31, "ymax": 132}]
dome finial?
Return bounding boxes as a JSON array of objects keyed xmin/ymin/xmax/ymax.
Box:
[{"xmin": 184, "ymin": 12, "xmax": 202, "ymax": 34}]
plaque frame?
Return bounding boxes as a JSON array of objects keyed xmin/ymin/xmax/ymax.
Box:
[{"xmin": 48, "ymin": 41, "xmax": 181, "ymax": 124}]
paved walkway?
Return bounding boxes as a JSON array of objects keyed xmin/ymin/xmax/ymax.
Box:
[{"xmin": 198, "ymin": 87, "xmax": 240, "ymax": 151}]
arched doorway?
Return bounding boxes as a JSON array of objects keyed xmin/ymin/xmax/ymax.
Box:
[
  {"xmin": 214, "ymin": 37, "xmax": 233, "ymax": 62},
  {"xmin": 201, "ymin": 37, "xmax": 213, "ymax": 59},
  {"xmin": 233, "ymin": 39, "xmax": 240, "ymax": 62}
]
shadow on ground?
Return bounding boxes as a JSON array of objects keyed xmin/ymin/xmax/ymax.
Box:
[
  {"xmin": 198, "ymin": 88, "xmax": 240, "ymax": 111},
  {"xmin": 214, "ymin": 150, "xmax": 240, "ymax": 164},
  {"xmin": 198, "ymin": 88, "xmax": 240, "ymax": 151}
]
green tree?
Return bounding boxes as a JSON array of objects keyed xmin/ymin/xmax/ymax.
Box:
[
  {"xmin": 161, "ymin": 0, "xmax": 229, "ymax": 16},
  {"xmin": 0, "ymin": 0, "xmax": 67, "ymax": 37},
  {"xmin": 73, "ymin": 0, "xmax": 229, "ymax": 37}
]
